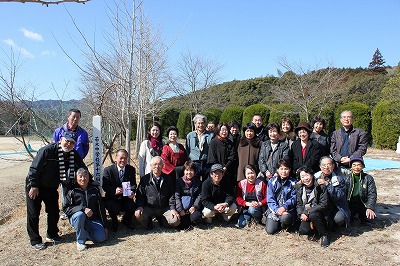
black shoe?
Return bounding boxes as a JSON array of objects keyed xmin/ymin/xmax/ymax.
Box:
[
  {"xmin": 156, "ymin": 216, "xmax": 164, "ymax": 227},
  {"xmin": 111, "ymin": 220, "xmax": 119, "ymax": 232},
  {"xmin": 122, "ymin": 219, "xmax": 135, "ymax": 230},
  {"xmin": 32, "ymin": 243, "xmax": 47, "ymax": 250},
  {"xmin": 321, "ymin": 235, "xmax": 329, "ymax": 247},
  {"xmin": 146, "ymin": 219, "xmax": 154, "ymax": 230}
]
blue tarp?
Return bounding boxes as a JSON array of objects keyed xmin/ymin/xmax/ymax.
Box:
[{"xmin": 364, "ymin": 158, "xmax": 400, "ymax": 171}]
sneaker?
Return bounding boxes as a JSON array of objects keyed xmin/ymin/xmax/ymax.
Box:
[
  {"xmin": 76, "ymin": 243, "xmax": 87, "ymax": 251},
  {"xmin": 32, "ymin": 243, "xmax": 47, "ymax": 251},
  {"xmin": 46, "ymin": 235, "xmax": 62, "ymax": 244},
  {"xmin": 60, "ymin": 212, "xmax": 68, "ymax": 220}
]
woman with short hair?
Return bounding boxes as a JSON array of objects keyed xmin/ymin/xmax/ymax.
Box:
[
  {"xmin": 161, "ymin": 126, "xmax": 186, "ymax": 179},
  {"xmin": 236, "ymin": 122, "xmax": 262, "ymax": 181},
  {"xmin": 265, "ymin": 159, "xmax": 297, "ymax": 234},
  {"xmin": 175, "ymin": 161, "xmax": 203, "ymax": 229},
  {"xmin": 310, "ymin": 116, "xmax": 330, "ymax": 156}
]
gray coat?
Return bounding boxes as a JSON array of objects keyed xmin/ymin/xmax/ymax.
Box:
[
  {"xmin": 258, "ymin": 140, "xmax": 289, "ymax": 176},
  {"xmin": 330, "ymin": 126, "xmax": 368, "ymax": 167}
]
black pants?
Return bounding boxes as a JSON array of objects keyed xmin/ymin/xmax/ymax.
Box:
[
  {"xmin": 349, "ymin": 201, "xmax": 368, "ymax": 222},
  {"xmin": 104, "ymin": 198, "xmax": 136, "ymax": 223},
  {"xmin": 178, "ymin": 210, "xmax": 203, "ymax": 229},
  {"xmin": 26, "ymin": 186, "xmax": 59, "ymax": 245},
  {"xmin": 299, "ymin": 210, "xmax": 328, "ymax": 236}
]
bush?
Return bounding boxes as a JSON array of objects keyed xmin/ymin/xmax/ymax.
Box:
[
  {"xmin": 176, "ymin": 109, "xmax": 193, "ymax": 138},
  {"xmin": 335, "ymin": 102, "xmax": 371, "ymax": 143},
  {"xmin": 159, "ymin": 107, "xmax": 180, "ymax": 132},
  {"xmin": 320, "ymin": 108, "xmax": 335, "ymax": 135},
  {"xmin": 219, "ymin": 106, "xmax": 244, "ymax": 125},
  {"xmin": 204, "ymin": 108, "xmax": 222, "ymax": 125},
  {"xmin": 242, "ymin": 104, "xmax": 269, "ymax": 126},
  {"xmin": 268, "ymin": 103, "xmax": 300, "ymax": 126},
  {"xmin": 372, "ymin": 100, "xmax": 400, "ymax": 150}
]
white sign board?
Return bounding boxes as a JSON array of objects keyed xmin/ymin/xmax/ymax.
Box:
[{"xmin": 93, "ymin": 116, "xmax": 103, "ymax": 186}]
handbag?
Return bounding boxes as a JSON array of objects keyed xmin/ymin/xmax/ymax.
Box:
[{"xmin": 181, "ymin": 196, "xmax": 192, "ymax": 210}]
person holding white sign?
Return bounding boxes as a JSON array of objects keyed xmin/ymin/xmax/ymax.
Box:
[{"xmin": 102, "ymin": 149, "xmax": 137, "ymax": 232}]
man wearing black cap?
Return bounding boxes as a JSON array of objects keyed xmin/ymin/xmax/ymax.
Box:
[
  {"xmin": 26, "ymin": 131, "xmax": 88, "ymax": 250},
  {"xmin": 201, "ymin": 164, "xmax": 237, "ymax": 223},
  {"xmin": 344, "ymin": 156, "xmax": 377, "ymax": 223}
]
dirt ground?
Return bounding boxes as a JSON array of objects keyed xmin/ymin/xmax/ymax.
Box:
[{"xmin": 0, "ymin": 136, "xmax": 399, "ymax": 265}]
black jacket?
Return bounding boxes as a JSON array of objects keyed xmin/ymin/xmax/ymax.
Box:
[
  {"xmin": 345, "ymin": 172, "xmax": 377, "ymax": 210},
  {"xmin": 201, "ymin": 176, "xmax": 234, "ymax": 210},
  {"xmin": 63, "ymin": 182, "xmax": 107, "ymax": 225},
  {"xmin": 296, "ymin": 180, "xmax": 328, "ymax": 218},
  {"xmin": 207, "ymin": 137, "xmax": 237, "ymax": 182},
  {"xmin": 290, "ymin": 139, "xmax": 322, "ymax": 174},
  {"xmin": 175, "ymin": 177, "xmax": 202, "ymax": 212},
  {"xmin": 136, "ymin": 172, "xmax": 176, "ymax": 210},
  {"xmin": 102, "ymin": 164, "xmax": 137, "ymax": 200},
  {"xmin": 26, "ymin": 142, "xmax": 86, "ymax": 189}
]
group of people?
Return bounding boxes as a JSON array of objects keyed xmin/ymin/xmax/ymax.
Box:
[{"xmin": 25, "ymin": 109, "xmax": 377, "ymax": 252}]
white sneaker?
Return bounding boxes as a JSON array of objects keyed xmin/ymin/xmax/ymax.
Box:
[
  {"xmin": 76, "ymin": 243, "xmax": 87, "ymax": 251},
  {"xmin": 60, "ymin": 213, "xmax": 68, "ymax": 220}
]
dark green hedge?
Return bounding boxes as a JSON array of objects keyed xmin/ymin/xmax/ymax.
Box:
[
  {"xmin": 177, "ymin": 109, "xmax": 193, "ymax": 138},
  {"xmin": 268, "ymin": 103, "xmax": 300, "ymax": 126},
  {"xmin": 219, "ymin": 106, "xmax": 244, "ymax": 125},
  {"xmin": 204, "ymin": 108, "xmax": 222, "ymax": 125},
  {"xmin": 242, "ymin": 104, "xmax": 269, "ymax": 126},
  {"xmin": 372, "ymin": 100, "xmax": 400, "ymax": 149}
]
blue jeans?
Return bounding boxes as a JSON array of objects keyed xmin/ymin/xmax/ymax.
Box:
[
  {"xmin": 237, "ymin": 207, "xmax": 262, "ymax": 228},
  {"xmin": 70, "ymin": 211, "xmax": 107, "ymax": 244}
]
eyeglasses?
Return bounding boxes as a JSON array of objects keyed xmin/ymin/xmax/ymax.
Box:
[{"xmin": 321, "ymin": 163, "xmax": 333, "ymax": 168}]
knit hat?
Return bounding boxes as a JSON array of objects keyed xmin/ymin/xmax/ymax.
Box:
[{"xmin": 350, "ymin": 156, "xmax": 365, "ymax": 167}]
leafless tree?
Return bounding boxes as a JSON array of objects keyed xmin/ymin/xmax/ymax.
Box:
[
  {"xmin": 64, "ymin": 0, "xmax": 170, "ymax": 160},
  {"xmin": 0, "ymin": 48, "xmax": 57, "ymax": 158},
  {"xmin": 272, "ymin": 57, "xmax": 348, "ymax": 122},
  {"xmin": 172, "ymin": 50, "xmax": 223, "ymax": 116}
]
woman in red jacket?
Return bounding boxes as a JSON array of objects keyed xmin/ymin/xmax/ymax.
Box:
[{"xmin": 161, "ymin": 126, "xmax": 187, "ymax": 180}]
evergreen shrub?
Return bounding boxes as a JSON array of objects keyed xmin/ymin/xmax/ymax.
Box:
[
  {"xmin": 204, "ymin": 108, "xmax": 222, "ymax": 125},
  {"xmin": 269, "ymin": 103, "xmax": 300, "ymax": 126},
  {"xmin": 372, "ymin": 100, "xmax": 400, "ymax": 150},
  {"xmin": 242, "ymin": 104, "xmax": 269, "ymax": 126},
  {"xmin": 177, "ymin": 109, "xmax": 193, "ymax": 138},
  {"xmin": 219, "ymin": 106, "xmax": 244, "ymax": 125}
]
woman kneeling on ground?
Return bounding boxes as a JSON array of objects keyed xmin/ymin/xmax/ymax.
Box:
[
  {"xmin": 175, "ymin": 161, "xmax": 203, "ymax": 229},
  {"xmin": 265, "ymin": 159, "xmax": 297, "ymax": 234},
  {"xmin": 235, "ymin": 164, "xmax": 267, "ymax": 228},
  {"xmin": 63, "ymin": 168, "xmax": 107, "ymax": 251},
  {"xmin": 296, "ymin": 167, "xmax": 329, "ymax": 247}
]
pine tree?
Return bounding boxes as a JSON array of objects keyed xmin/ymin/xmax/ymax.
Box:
[{"xmin": 368, "ymin": 48, "xmax": 387, "ymax": 74}]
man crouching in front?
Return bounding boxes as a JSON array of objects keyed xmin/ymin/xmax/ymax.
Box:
[{"xmin": 135, "ymin": 156, "xmax": 180, "ymax": 230}]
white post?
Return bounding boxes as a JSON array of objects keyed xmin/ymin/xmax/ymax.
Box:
[
  {"xmin": 93, "ymin": 116, "xmax": 103, "ymax": 188},
  {"xmin": 396, "ymin": 136, "xmax": 400, "ymax": 154}
]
